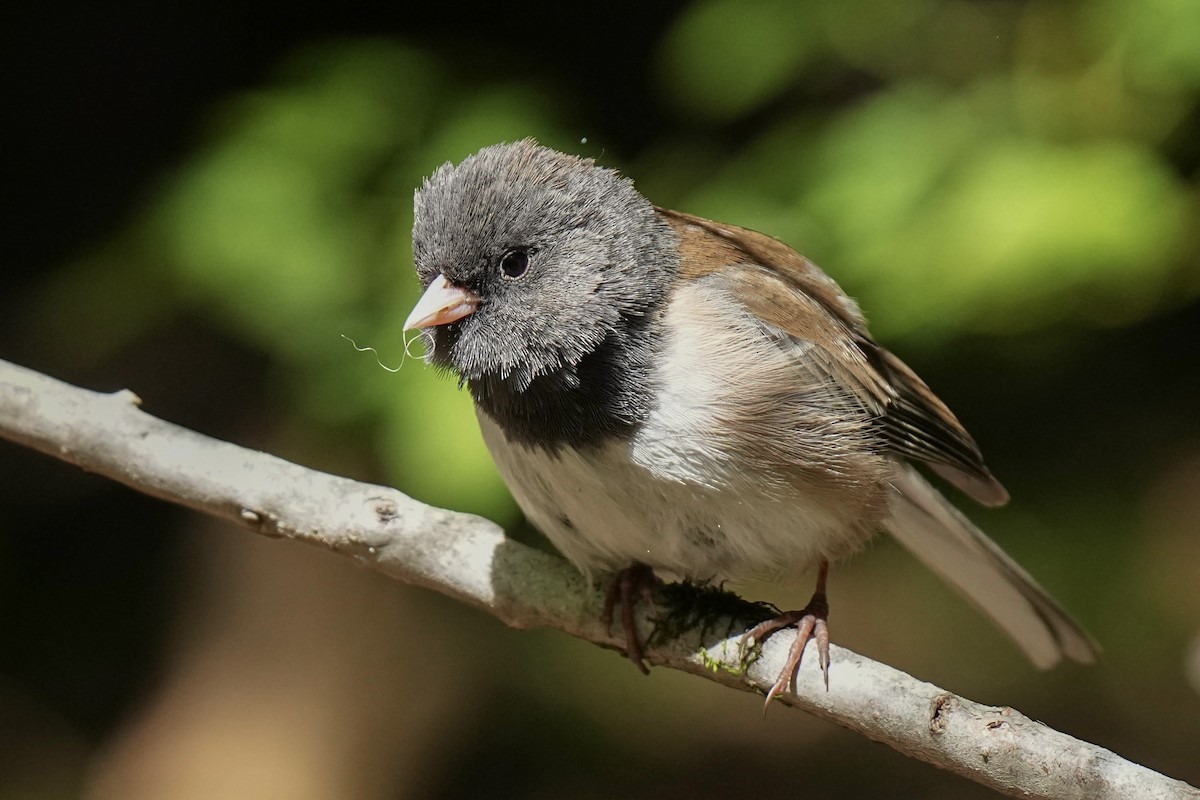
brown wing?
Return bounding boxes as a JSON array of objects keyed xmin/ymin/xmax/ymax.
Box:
[{"xmin": 658, "ymin": 208, "xmax": 1009, "ymax": 507}]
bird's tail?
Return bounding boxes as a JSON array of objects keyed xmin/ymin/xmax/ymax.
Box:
[{"xmin": 885, "ymin": 465, "xmax": 1097, "ymax": 668}]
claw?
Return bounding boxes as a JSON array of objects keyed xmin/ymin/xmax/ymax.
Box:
[
  {"xmin": 603, "ymin": 563, "xmax": 659, "ymax": 674},
  {"xmin": 741, "ymin": 561, "xmax": 831, "ymax": 709}
]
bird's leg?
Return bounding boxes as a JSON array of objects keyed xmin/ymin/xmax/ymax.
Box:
[
  {"xmin": 600, "ymin": 562, "xmax": 659, "ymax": 675},
  {"xmin": 741, "ymin": 561, "xmax": 831, "ymax": 706}
]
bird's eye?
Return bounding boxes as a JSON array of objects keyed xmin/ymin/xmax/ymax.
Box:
[{"xmin": 499, "ymin": 248, "xmax": 530, "ymax": 279}]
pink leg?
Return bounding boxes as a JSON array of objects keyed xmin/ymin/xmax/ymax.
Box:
[
  {"xmin": 741, "ymin": 561, "xmax": 831, "ymax": 707},
  {"xmin": 600, "ymin": 563, "xmax": 659, "ymax": 675}
]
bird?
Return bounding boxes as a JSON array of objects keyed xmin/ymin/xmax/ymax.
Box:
[{"xmin": 403, "ymin": 139, "xmax": 1097, "ymax": 703}]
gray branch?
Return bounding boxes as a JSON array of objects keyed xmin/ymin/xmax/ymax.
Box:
[{"xmin": 0, "ymin": 357, "xmax": 1194, "ymax": 800}]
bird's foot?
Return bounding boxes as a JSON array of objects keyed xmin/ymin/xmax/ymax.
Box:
[
  {"xmin": 601, "ymin": 562, "xmax": 660, "ymax": 674},
  {"xmin": 740, "ymin": 562, "xmax": 830, "ymax": 708}
]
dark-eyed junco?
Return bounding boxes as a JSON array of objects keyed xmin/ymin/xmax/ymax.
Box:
[{"xmin": 404, "ymin": 139, "xmax": 1097, "ymax": 701}]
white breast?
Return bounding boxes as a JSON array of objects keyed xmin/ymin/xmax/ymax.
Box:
[{"xmin": 477, "ymin": 280, "xmax": 880, "ymax": 582}]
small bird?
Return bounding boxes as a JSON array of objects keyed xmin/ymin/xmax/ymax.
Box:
[{"xmin": 404, "ymin": 139, "xmax": 1096, "ymax": 701}]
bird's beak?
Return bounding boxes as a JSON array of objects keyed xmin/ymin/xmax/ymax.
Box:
[{"xmin": 404, "ymin": 273, "xmax": 480, "ymax": 330}]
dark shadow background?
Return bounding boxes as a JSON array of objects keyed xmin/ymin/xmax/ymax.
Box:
[{"xmin": 2, "ymin": 3, "xmax": 1198, "ymax": 798}]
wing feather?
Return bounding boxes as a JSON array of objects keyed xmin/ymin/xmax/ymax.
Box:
[{"xmin": 659, "ymin": 208, "xmax": 1008, "ymax": 506}]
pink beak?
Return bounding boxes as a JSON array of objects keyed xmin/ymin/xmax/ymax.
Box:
[{"xmin": 404, "ymin": 273, "xmax": 480, "ymax": 330}]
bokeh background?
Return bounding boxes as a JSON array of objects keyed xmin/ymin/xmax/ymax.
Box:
[{"xmin": 3, "ymin": 2, "xmax": 1199, "ymax": 797}]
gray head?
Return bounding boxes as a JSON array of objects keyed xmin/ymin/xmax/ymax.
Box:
[{"xmin": 408, "ymin": 140, "xmax": 677, "ymax": 395}]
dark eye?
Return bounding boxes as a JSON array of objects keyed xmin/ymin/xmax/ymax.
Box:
[{"xmin": 499, "ymin": 248, "xmax": 530, "ymax": 279}]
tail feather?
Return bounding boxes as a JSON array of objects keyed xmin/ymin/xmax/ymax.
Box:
[{"xmin": 886, "ymin": 465, "xmax": 1097, "ymax": 668}]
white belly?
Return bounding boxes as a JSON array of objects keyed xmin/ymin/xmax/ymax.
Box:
[{"xmin": 478, "ymin": 411, "xmax": 874, "ymax": 582}]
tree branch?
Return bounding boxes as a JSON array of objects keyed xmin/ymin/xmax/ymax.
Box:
[{"xmin": 0, "ymin": 357, "xmax": 1194, "ymax": 800}]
